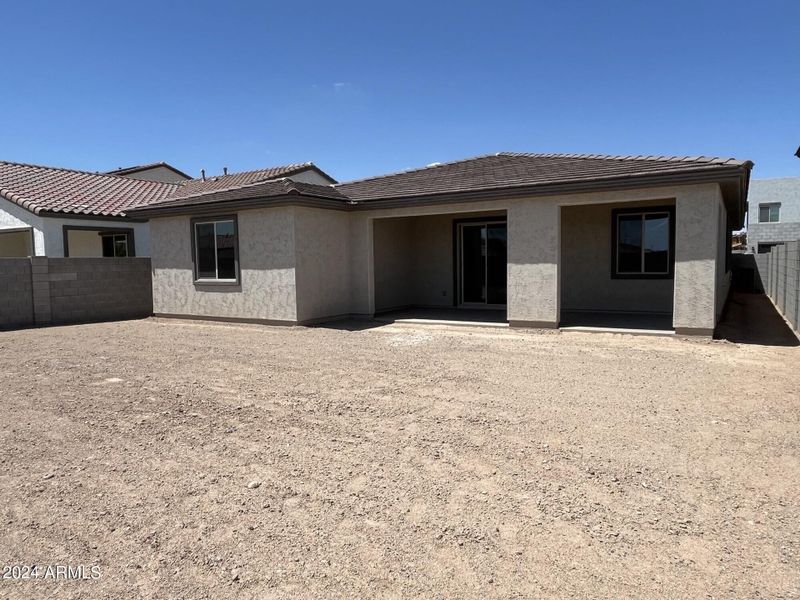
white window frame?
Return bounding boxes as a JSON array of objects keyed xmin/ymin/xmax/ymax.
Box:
[{"xmin": 192, "ymin": 217, "xmax": 239, "ymax": 284}]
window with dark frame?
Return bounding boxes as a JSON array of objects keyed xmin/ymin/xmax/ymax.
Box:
[
  {"xmin": 758, "ymin": 203, "xmax": 780, "ymax": 223},
  {"xmin": 612, "ymin": 208, "xmax": 673, "ymax": 278},
  {"xmin": 193, "ymin": 218, "xmax": 238, "ymax": 282},
  {"xmin": 101, "ymin": 233, "xmax": 129, "ymax": 257}
]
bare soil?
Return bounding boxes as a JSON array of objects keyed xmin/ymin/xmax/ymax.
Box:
[{"xmin": 0, "ymin": 318, "xmax": 798, "ymax": 599}]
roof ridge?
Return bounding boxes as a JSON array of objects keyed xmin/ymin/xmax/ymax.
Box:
[
  {"xmin": 334, "ymin": 153, "xmax": 502, "ymax": 187},
  {"xmin": 186, "ymin": 162, "xmax": 314, "ymax": 183},
  {"xmin": 156, "ymin": 177, "xmax": 291, "ymax": 205},
  {"xmin": 0, "ymin": 159, "xmax": 183, "ymax": 187},
  {"xmin": 495, "ymin": 151, "xmax": 745, "ymax": 165}
]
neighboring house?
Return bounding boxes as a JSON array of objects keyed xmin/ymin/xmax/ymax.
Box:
[
  {"xmin": 0, "ymin": 161, "xmax": 333, "ymax": 258},
  {"xmin": 745, "ymin": 177, "xmax": 800, "ymax": 254},
  {"xmin": 126, "ymin": 152, "xmax": 752, "ymax": 336},
  {"xmin": 105, "ymin": 162, "xmax": 193, "ymax": 184}
]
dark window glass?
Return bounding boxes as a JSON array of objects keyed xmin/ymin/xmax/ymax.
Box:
[
  {"xmin": 617, "ymin": 215, "xmax": 642, "ymax": 273},
  {"xmin": 486, "ymin": 223, "xmax": 507, "ymax": 304},
  {"xmin": 215, "ymin": 221, "xmax": 236, "ymax": 280},
  {"xmin": 194, "ymin": 220, "xmax": 237, "ymax": 280},
  {"xmin": 195, "ymin": 223, "xmax": 217, "ymax": 279},
  {"xmin": 101, "ymin": 234, "xmax": 128, "ymax": 257},
  {"xmin": 615, "ymin": 211, "xmax": 672, "ymax": 276},
  {"xmin": 114, "ymin": 236, "xmax": 128, "ymax": 257},
  {"xmin": 461, "ymin": 225, "xmax": 486, "ymax": 303},
  {"xmin": 102, "ymin": 236, "xmax": 114, "ymax": 257},
  {"xmin": 643, "ymin": 214, "xmax": 669, "ymax": 273},
  {"xmin": 759, "ymin": 204, "xmax": 780, "ymax": 223}
]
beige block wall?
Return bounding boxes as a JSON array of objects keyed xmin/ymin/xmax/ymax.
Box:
[
  {"xmin": 560, "ymin": 200, "xmax": 674, "ymax": 314},
  {"xmin": 150, "ymin": 207, "xmax": 298, "ymax": 322}
]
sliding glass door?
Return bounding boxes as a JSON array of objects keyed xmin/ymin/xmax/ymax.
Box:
[{"xmin": 458, "ymin": 222, "xmax": 507, "ymax": 306}]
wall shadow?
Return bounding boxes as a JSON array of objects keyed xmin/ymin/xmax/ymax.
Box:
[{"xmin": 715, "ymin": 292, "xmax": 799, "ymax": 347}]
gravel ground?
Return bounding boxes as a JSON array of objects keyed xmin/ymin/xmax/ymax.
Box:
[{"xmin": 0, "ymin": 318, "xmax": 798, "ymax": 599}]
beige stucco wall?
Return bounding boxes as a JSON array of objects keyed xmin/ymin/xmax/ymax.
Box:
[
  {"xmin": 371, "ymin": 210, "xmax": 506, "ymax": 312},
  {"xmin": 1, "ymin": 198, "xmax": 45, "ymax": 255},
  {"xmin": 560, "ymin": 200, "xmax": 674, "ymax": 314},
  {"xmin": 672, "ymin": 185, "xmax": 721, "ymax": 333},
  {"xmin": 716, "ymin": 197, "xmax": 731, "ymax": 321},
  {"xmin": 0, "ymin": 230, "xmax": 33, "ymax": 257},
  {"xmin": 288, "ymin": 170, "xmax": 336, "ymax": 185},
  {"xmin": 146, "ymin": 181, "xmax": 727, "ymax": 333},
  {"xmin": 373, "ymin": 217, "xmax": 414, "ymax": 311},
  {"xmin": 150, "ymin": 207, "xmax": 297, "ymax": 322},
  {"xmin": 118, "ymin": 165, "xmax": 188, "ymax": 183},
  {"xmin": 294, "ymin": 207, "xmax": 351, "ymax": 322},
  {"xmin": 66, "ymin": 229, "xmax": 104, "ymax": 257},
  {"xmin": 1, "ymin": 197, "xmax": 150, "ymax": 257}
]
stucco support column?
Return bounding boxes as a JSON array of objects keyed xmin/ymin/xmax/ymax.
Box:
[
  {"xmin": 348, "ymin": 214, "xmax": 374, "ymax": 317},
  {"xmin": 672, "ymin": 188, "xmax": 719, "ymax": 335},
  {"xmin": 507, "ymin": 199, "xmax": 560, "ymax": 328}
]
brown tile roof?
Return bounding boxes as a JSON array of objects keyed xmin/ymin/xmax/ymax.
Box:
[
  {"xmin": 0, "ymin": 160, "xmax": 180, "ymax": 217},
  {"xmin": 167, "ymin": 163, "xmax": 337, "ymax": 200},
  {"xmin": 335, "ymin": 152, "xmax": 752, "ymax": 202},
  {"xmin": 0, "ymin": 160, "xmax": 337, "ymax": 217},
  {"xmin": 135, "ymin": 178, "xmax": 348, "ymax": 212}
]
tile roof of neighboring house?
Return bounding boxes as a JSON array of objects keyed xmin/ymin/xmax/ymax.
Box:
[
  {"xmin": 133, "ymin": 178, "xmax": 348, "ymax": 213},
  {"xmin": 105, "ymin": 161, "xmax": 192, "ymax": 180},
  {"xmin": 0, "ymin": 160, "xmax": 337, "ymax": 217},
  {"xmin": 166, "ymin": 163, "xmax": 337, "ymax": 201},
  {"xmin": 0, "ymin": 160, "xmax": 180, "ymax": 217},
  {"xmin": 335, "ymin": 152, "xmax": 752, "ymax": 202}
]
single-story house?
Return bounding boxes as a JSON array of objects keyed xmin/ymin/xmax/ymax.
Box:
[
  {"xmin": 120, "ymin": 152, "xmax": 752, "ymax": 336},
  {"xmin": 0, "ymin": 160, "xmax": 332, "ymax": 258}
]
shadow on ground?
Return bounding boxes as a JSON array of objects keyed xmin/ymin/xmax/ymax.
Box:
[{"xmin": 716, "ymin": 292, "xmax": 799, "ymax": 346}]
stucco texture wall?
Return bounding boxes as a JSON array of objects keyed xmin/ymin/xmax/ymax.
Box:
[
  {"xmin": 147, "ymin": 182, "xmax": 727, "ymax": 333},
  {"xmin": 0, "ymin": 230, "xmax": 33, "ymax": 257},
  {"xmin": 560, "ymin": 200, "xmax": 674, "ymax": 314},
  {"xmin": 672, "ymin": 185, "xmax": 722, "ymax": 333},
  {"xmin": 371, "ymin": 211, "xmax": 506, "ymax": 312},
  {"xmin": 1, "ymin": 197, "xmax": 151, "ymax": 257},
  {"xmin": 294, "ymin": 207, "xmax": 351, "ymax": 323},
  {"xmin": 1, "ymin": 198, "xmax": 45, "ymax": 255},
  {"xmin": 150, "ymin": 207, "xmax": 297, "ymax": 322}
]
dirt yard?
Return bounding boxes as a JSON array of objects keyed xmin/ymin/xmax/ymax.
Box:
[{"xmin": 0, "ymin": 318, "xmax": 798, "ymax": 599}]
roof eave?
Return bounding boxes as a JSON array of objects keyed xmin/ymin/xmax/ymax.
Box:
[
  {"xmin": 348, "ymin": 165, "xmax": 753, "ymax": 222},
  {"xmin": 126, "ymin": 194, "xmax": 350, "ymax": 218}
]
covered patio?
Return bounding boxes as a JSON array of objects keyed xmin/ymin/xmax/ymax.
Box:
[
  {"xmin": 371, "ymin": 210, "xmax": 508, "ymax": 324},
  {"xmin": 559, "ymin": 200, "xmax": 676, "ymax": 333}
]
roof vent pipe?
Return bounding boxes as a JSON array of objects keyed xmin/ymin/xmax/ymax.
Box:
[
  {"xmin": 201, "ymin": 169, "xmax": 206, "ymax": 181},
  {"xmin": 223, "ymin": 167, "xmax": 228, "ymax": 175}
]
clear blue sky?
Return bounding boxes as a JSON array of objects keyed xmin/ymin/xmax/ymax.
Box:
[{"xmin": 1, "ymin": 1, "xmax": 798, "ymax": 182}]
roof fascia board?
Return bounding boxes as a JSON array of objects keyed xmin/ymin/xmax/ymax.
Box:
[
  {"xmin": 127, "ymin": 166, "xmax": 750, "ymax": 219},
  {"xmin": 127, "ymin": 195, "xmax": 350, "ymax": 218},
  {"xmin": 36, "ymin": 211, "xmax": 149, "ymax": 223},
  {"xmin": 349, "ymin": 167, "xmax": 748, "ymax": 210}
]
